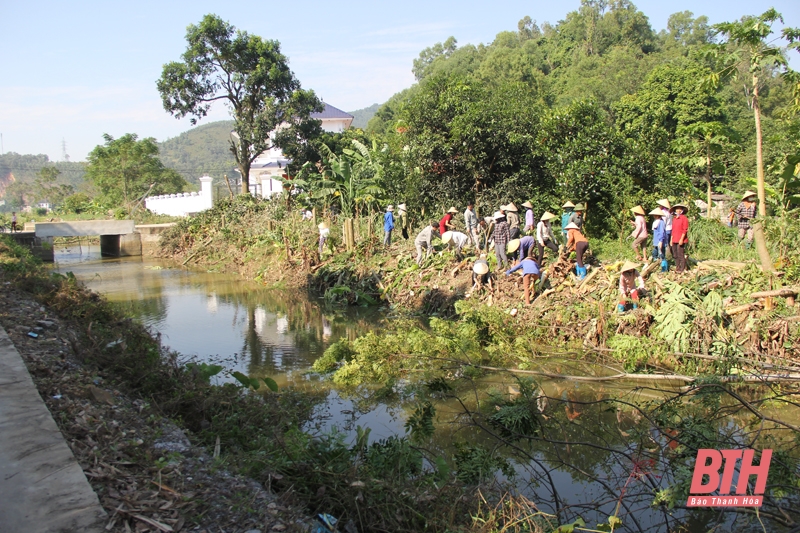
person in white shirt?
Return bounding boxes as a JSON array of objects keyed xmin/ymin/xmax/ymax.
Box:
[
  {"xmin": 535, "ymin": 212, "xmax": 558, "ymax": 265},
  {"xmin": 442, "ymin": 230, "xmax": 470, "ymax": 260}
]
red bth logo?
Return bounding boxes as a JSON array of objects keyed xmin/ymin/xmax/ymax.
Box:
[{"xmin": 686, "ymin": 449, "xmax": 772, "ymax": 507}]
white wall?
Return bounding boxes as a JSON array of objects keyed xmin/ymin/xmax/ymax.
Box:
[{"xmin": 145, "ymin": 176, "xmax": 214, "ymax": 217}]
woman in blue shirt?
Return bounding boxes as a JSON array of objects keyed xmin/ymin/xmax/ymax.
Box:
[
  {"xmin": 383, "ymin": 205, "xmax": 395, "ymax": 246},
  {"xmin": 505, "ymin": 253, "xmax": 541, "ymax": 305}
]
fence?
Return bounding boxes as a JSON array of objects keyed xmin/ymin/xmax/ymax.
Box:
[{"xmin": 145, "ymin": 176, "xmax": 214, "ymax": 217}]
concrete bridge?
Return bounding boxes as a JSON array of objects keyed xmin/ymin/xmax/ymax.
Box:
[{"xmin": 5, "ymin": 221, "xmax": 174, "ymax": 261}]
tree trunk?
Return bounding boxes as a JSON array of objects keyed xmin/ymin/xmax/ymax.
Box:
[
  {"xmin": 706, "ymin": 147, "xmax": 713, "ymax": 219},
  {"xmin": 751, "ymin": 77, "xmax": 774, "ymax": 273}
]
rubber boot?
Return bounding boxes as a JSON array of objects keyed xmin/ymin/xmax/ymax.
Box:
[
  {"xmin": 660, "ymin": 259, "xmax": 668, "ymax": 272},
  {"xmin": 632, "ymin": 302, "xmax": 638, "ymax": 310},
  {"xmin": 617, "ymin": 304, "xmax": 626, "ymax": 314},
  {"xmin": 578, "ymin": 266, "xmax": 587, "ymax": 280}
]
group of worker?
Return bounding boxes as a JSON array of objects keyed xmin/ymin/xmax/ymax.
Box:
[{"xmin": 331, "ymin": 190, "xmax": 761, "ymax": 310}]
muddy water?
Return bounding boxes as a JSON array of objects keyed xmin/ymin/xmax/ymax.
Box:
[{"xmin": 53, "ymin": 246, "xmax": 792, "ymax": 532}]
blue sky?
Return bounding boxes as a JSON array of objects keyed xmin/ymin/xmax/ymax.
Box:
[{"xmin": 1, "ymin": 0, "xmax": 798, "ymax": 162}]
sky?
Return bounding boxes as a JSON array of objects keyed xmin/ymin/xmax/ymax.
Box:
[{"xmin": 1, "ymin": 0, "xmax": 799, "ymax": 163}]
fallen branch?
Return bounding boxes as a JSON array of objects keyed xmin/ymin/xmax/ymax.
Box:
[
  {"xmin": 725, "ymin": 302, "xmax": 761, "ymax": 316},
  {"xmin": 181, "ymin": 237, "xmax": 213, "ymax": 266},
  {"xmin": 751, "ymin": 288, "xmax": 798, "ymax": 299}
]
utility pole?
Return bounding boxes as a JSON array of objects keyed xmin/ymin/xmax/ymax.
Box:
[{"xmin": 61, "ymin": 138, "xmax": 70, "ymax": 162}]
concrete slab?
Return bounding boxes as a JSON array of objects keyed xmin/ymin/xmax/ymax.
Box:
[
  {"xmin": 0, "ymin": 327, "xmax": 106, "ymax": 533},
  {"xmin": 34, "ymin": 220, "xmax": 135, "ymax": 237}
]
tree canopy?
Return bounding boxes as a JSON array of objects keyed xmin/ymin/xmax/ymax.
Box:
[{"xmin": 157, "ymin": 14, "xmax": 323, "ymax": 194}]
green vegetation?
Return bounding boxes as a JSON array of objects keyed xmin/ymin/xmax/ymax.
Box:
[
  {"xmin": 158, "ymin": 120, "xmax": 237, "ymax": 186},
  {"xmin": 348, "ymin": 103, "xmax": 380, "ymax": 129}
]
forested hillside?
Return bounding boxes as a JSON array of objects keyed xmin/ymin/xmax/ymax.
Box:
[
  {"xmin": 348, "ymin": 104, "xmax": 380, "ymax": 129},
  {"xmin": 350, "ymin": 4, "xmax": 799, "ymax": 238},
  {"xmin": 0, "ymin": 153, "xmax": 87, "ymax": 210},
  {"xmin": 158, "ymin": 120, "xmax": 237, "ymax": 186}
]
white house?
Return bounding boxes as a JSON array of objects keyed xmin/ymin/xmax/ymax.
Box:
[{"xmin": 248, "ymin": 102, "xmax": 354, "ymax": 197}]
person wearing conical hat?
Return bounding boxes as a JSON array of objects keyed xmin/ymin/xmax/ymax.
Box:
[
  {"xmin": 670, "ymin": 203, "xmax": 689, "ymax": 273},
  {"xmin": 443, "ymin": 230, "xmax": 470, "ymax": 260},
  {"xmin": 522, "ymin": 201, "xmax": 536, "ymax": 234},
  {"xmin": 535, "ymin": 211, "xmax": 559, "ymax": 265},
  {"xmin": 397, "ymin": 203, "xmax": 409, "ymax": 240},
  {"xmin": 561, "ymin": 201, "xmax": 575, "ymax": 239},
  {"xmin": 505, "ymin": 248, "xmax": 541, "ymax": 305},
  {"xmin": 649, "ymin": 208, "xmax": 668, "ymax": 271},
  {"xmin": 657, "ymin": 199, "xmax": 673, "ymax": 255},
  {"xmin": 318, "ymin": 221, "xmax": 330, "ymax": 255},
  {"xmin": 471, "ymin": 254, "xmax": 494, "ymax": 293},
  {"xmin": 464, "ymin": 202, "xmax": 480, "ymax": 249},
  {"xmin": 439, "ymin": 207, "xmax": 458, "ymax": 235},
  {"xmin": 618, "ymin": 261, "xmax": 645, "ymax": 313},
  {"xmin": 383, "ymin": 205, "xmax": 395, "ymax": 247},
  {"xmin": 565, "ymin": 221, "xmax": 589, "ymax": 279},
  {"xmin": 505, "ymin": 202, "xmax": 521, "ymax": 240},
  {"xmin": 629, "ymin": 205, "xmax": 648, "ymax": 261},
  {"xmin": 734, "ymin": 191, "xmax": 757, "ymax": 247},
  {"xmin": 568, "ymin": 203, "xmax": 584, "ymax": 233},
  {"xmin": 492, "ymin": 211, "xmax": 511, "ymax": 269},
  {"xmin": 414, "ymin": 222, "xmax": 440, "ymax": 266}
]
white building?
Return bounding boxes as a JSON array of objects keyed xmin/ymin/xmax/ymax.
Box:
[{"xmin": 249, "ymin": 102, "xmax": 354, "ymax": 197}]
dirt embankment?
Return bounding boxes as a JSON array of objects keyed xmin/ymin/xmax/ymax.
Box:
[{"xmin": 0, "ymin": 285, "xmax": 314, "ymax": 533}]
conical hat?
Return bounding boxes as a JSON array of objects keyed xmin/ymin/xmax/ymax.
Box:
[
  {"xmin": 648, "ymin": 208, "xmax": 663, "ymax": 216},
  {"xmin": 387, "ymin": 205, "xmax": 394, "ymax": 211},
  {"xmin": 631, "ymin": 205, "xmax": 645, "ymax": 216},
  {"xmin": 573, "ymin": 203, "xmax": 585, "ymax": 211},
  {"xmin": 473, "ymin": 261, "xmax": 489, "ymax": 275},
  {"xmin": 441, "ymin": 231, "xmax": 454, "ymax": 244},
  {"xmin": 318, "ymin": 222, "xmax": 329, "ymax": 230},
  {"xmin": 564, "ymin": 222, "xmax": 579, "ymax": 230},
  {"xmin": 522, "ymin": 201, "xmax": 533, "ymax": 209},
  {"xmin": 398, "ymin": 203, "xmax": 407, "ymax": 212},
  {"xmin": 447, "ymin": 206, "xmax": 458, "ymax": 214},
  {"xmin": 562, "ymin": 201, "xmax": 575, "ymax": 209},
  {"xmin": 671, "ymin": 203, "xmax": 687, "ymax": 212},
  {"xmin": 499, "ymin": 204, "xmax": 508, "ymax": 211},
  {"xmin": 540, "ymin": 211, "xmax": 556, "ymax": 221},
  {"xmin": 620, "ymin": 261, "xmax": 639, "ymax": 272},
  {"xmin": 656, "ymin": 199, "xmax": 671, "ymax": 209},
  {"xmin": 742, "ymin": 190, "xmax": 757, "ymax": 200},
  {"xmin": 506, "ymin": 202, "xmax": 518, "ymax": 212},
  {"xmin": 493, "ymin": 211, "xmax": 505, "ymax": 220},
  {"xmin": 507, "ymin": 239, "xmax": 521, "ymax": 253}
]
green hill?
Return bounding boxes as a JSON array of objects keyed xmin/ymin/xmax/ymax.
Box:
[
  {"xmin": 348, "ymin": 104, "xmax": 380, "ymax": 129},
  {"xmin": 158, "ymin": 120, "xmax": 237, "ymax": 186}
]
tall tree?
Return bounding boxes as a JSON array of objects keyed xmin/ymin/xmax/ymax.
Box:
[
  {"xmin": 705, "ymin": 9, "xmax": 799, "ymax": 271},
  {"xmin": 157, "ymin": 14, "xmax": 323, "ymax": 194},
  {"xmin": 85, "ymin": 134, "xmax": 187, "ymax": 211}
]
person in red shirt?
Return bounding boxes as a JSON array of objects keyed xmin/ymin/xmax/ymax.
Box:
[
  {"xmin": 439, "ymin": 207, "xmax": 457, "ymax": 235},
  {"xmin": 670, "ymin": 204, "xmax": 689, "ymax": 273}
]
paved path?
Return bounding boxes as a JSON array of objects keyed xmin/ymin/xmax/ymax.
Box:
[{"xmin": 0, "ymin": 326, "xmax": 106, "ymax": 533}]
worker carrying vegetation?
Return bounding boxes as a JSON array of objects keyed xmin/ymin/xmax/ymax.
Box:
[
  {"xmin": 536, "ymin": 211, "xmax": 559, "ymax": 265},
  {"xmin": 670, "ymin": 203, "xmax": 690, "ymax": 273},
  {"xmin": 492, "ymin": 211, "xmax": 511, "ymax": 270},
  {"xmin": 735, "ymin": 191, "xmax": 757, "ymax": 248},
  {"xmin": 564, "ymin": 221, "xmax": 589, "ymax": 280},
  {"xmin": 629, "ymin": 205, "xmax": 648, "ymax": 261},
  {"xmin": 414, "ymin": 222, "xmax": 440, "ymax": 265},
  {"xmin": 505, "ymin": 252, "xmax": 541, "ymax": 305},
  {"xmin": 618, "ymin": 261, "xmax": 645, "ymax": 313},
  {"xmin": 439, "ymin": 207, "xmax": 457, "ymax": 235},
  {"xmin": 560, "ymin": 201, "xmax": 575, "ymax": 239}
]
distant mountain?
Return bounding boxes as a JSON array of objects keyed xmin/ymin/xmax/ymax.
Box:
[
  {"xmin": 158, "ymin": 120, "xmax": 237, "ymax": 186},
  {"xmin": 348, "ymin": 104, "xmax": 380, "ymax": 129}
]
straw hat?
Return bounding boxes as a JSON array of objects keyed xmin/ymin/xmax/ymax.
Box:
[
  {"xmin": 387, "ymin": 205, "xmax": 394, "ymax": 211},
  {"xmin": 493, "ymin": 211, "xmax": 505, "ymax": 221},
  {"xmin": 318, "ymin": 222, "xmax": 329, "ymax": 230},
  {"xmin": 473, "ymin": 261, "xmax": 490, "ymax": 275},
  {"xmin": 573, "ymin": 203, "xmax": 585, "ymax": 211},
  {"xmin": 499, "ymin": 204, "xmax": 508, "ymax": 211},
  {"xmin": 742, "ymin": 190, "xmax": 757, "ymax": 201},
  {"xmin": 398, "ymin": 203, "xmax": 407, "ymax": 212},
  {"xmin": 656, "ymin": 199, "xmax": 671, "ymax": 210},
  {"xmin": 620, "ymin": 260, "xmax": 639, "ymax": 272},
  {"xmin": 522, "ymin": 201, "xmax": 533, "ymax": 209},
  {"xmin": 631, "ymin": 205, "xmax": 645, "ymax": 216},
  {"xmin": 562, "ymin": 201, "xmax": 575, "ymax": 209},
  {"xmin": 505, "ymin": 202, "xmax": 518, "ymax": 212},
  {"xmin": 441, "ymin": 231, "xmax": 454, "ymax": 244},
  {"xmin": 507, "ymin": 239, "xmax": 521, "ymax": 253},
  {"xmin": 564, "ymin": 222, "xmax": 579, "ymax": 230},
  {"xmin": 447, "ymin": 206, "xmax": 458, "ymax": 214},
  {"xmin": 671, "ymin": 203, "xmax": 687, "ymax": 212},
  {"xmin": 648, "ymin": 208, "xmax": 663, "ymax": 216},
  {"xmin": 540, "ymin": 211, "xmax": 556, "ymax": 221}
]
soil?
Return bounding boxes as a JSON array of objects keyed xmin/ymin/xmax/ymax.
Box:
[{"xmin": 0, "ymin": 283, "xmax": 316, "ymax": 533}]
